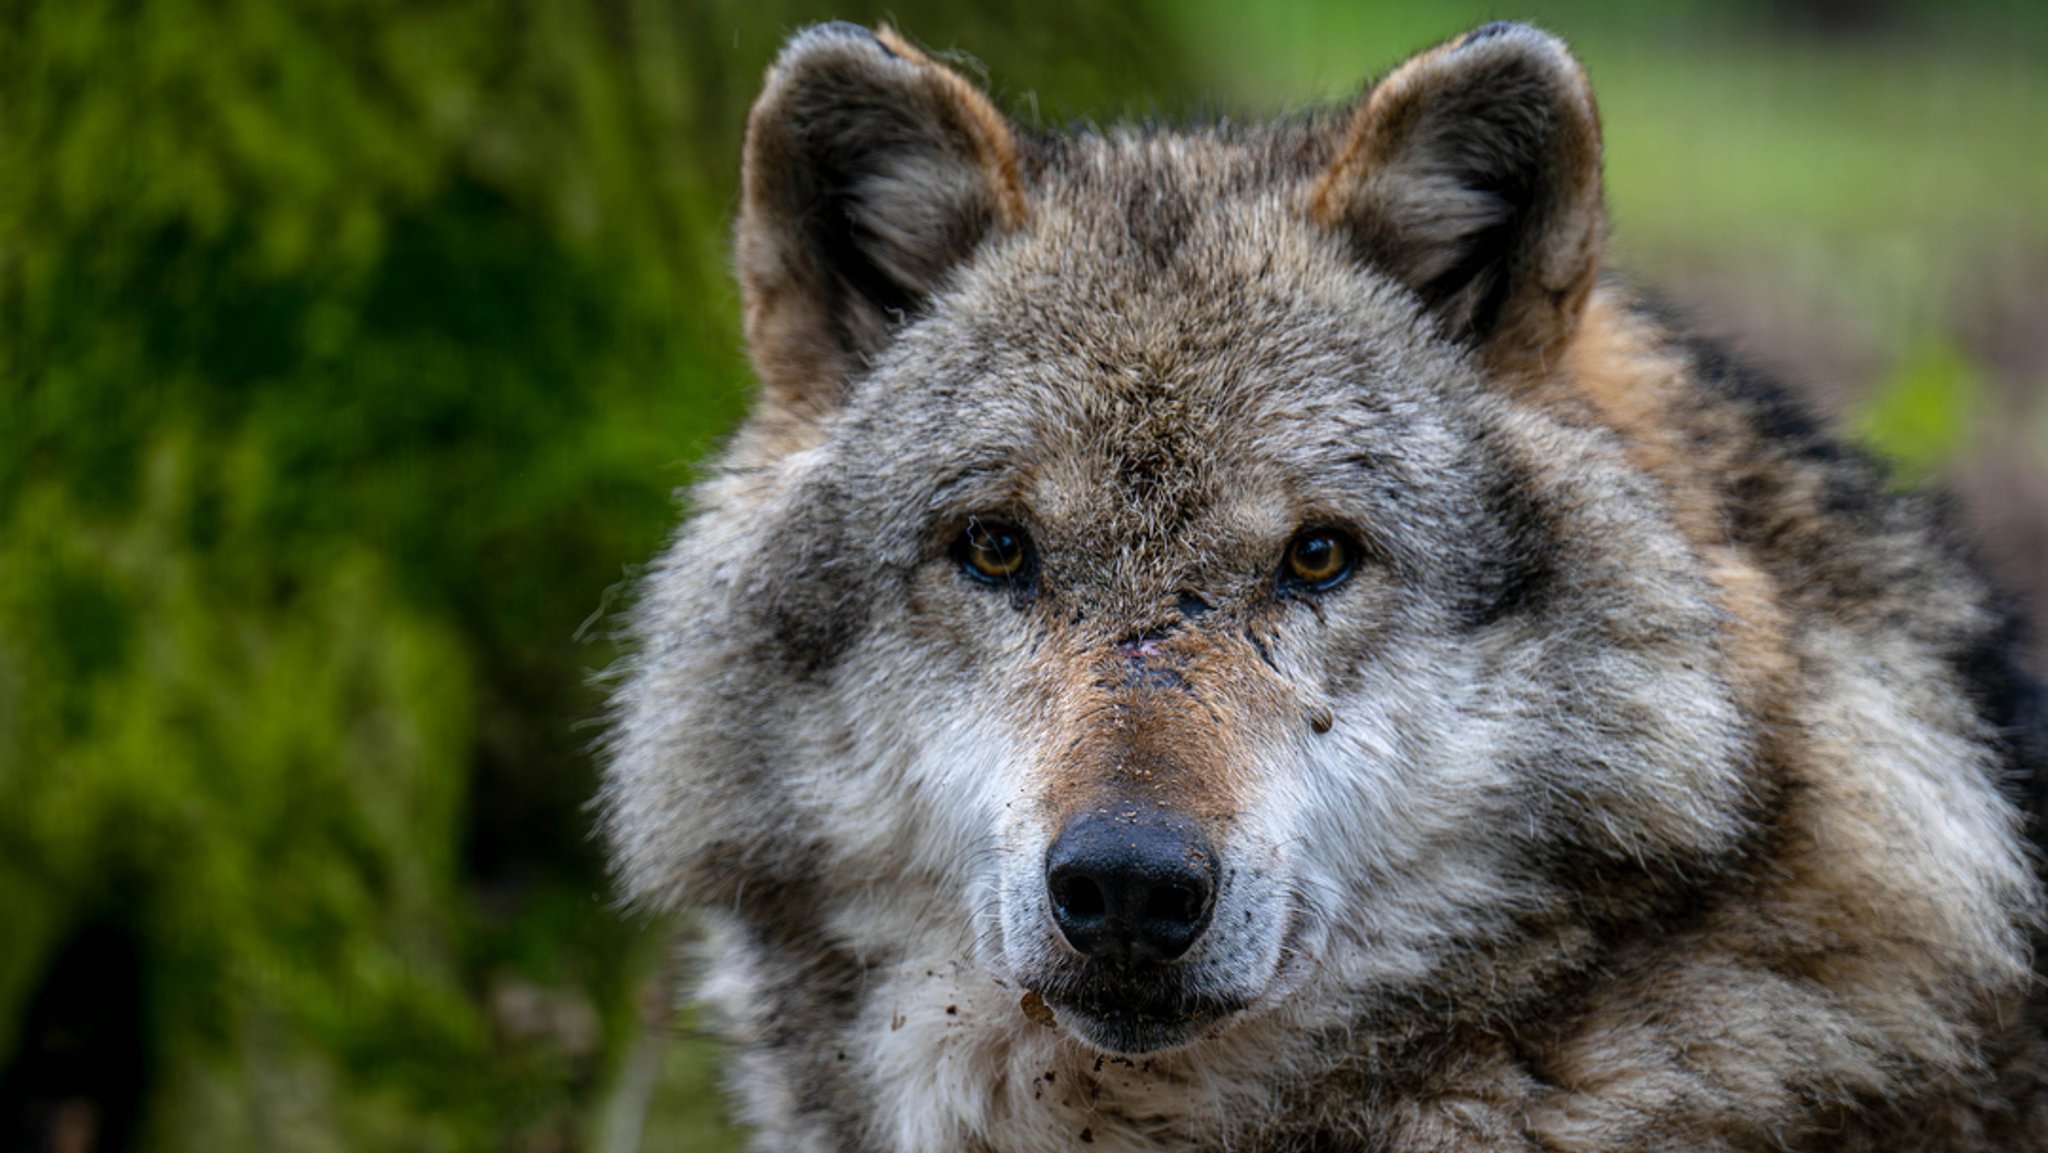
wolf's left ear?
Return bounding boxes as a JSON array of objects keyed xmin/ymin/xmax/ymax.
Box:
[
  {"xmin": 738, "ymin": 24, "xmax": 1027, "ymax": 422},
  {"xmin": 1309, "ymin": 23, "xmax": 1604, "ymax": 369}
]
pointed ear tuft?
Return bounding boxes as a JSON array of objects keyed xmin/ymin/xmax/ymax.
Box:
[
  {"xmin": 738, "ymin": 23, "xmax": 1027, "ymax": 422},
  {"xmin": 1308, "ymin": 23, "xmax": 1604, "ymax": 369}
]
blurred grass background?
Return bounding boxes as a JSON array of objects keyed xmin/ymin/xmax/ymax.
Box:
[{"xmin": 1, "ymin": 2, "xmax": 2044, "ymax": 1150}]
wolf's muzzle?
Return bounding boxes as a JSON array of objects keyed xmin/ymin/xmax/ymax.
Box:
[{"xmin": 1045, "ymin": 805, "xmax": 1218, "ymax": 964}]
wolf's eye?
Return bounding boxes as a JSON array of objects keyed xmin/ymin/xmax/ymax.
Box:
[
  {"xmin": 953, "ymin": 519, "xmax": 1032, "ymax": 584},
  {"xmin": 1281, "ymin": 529, "xmax": 1355, "ymax": 590}
]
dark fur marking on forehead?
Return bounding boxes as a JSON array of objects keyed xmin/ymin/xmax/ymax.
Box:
[
  {"xmin": 1121, "ymin": 177, "xmax": 1193, "ymax": 268},
  {"xmin": 1101, "ymin": 382, "xmax": 1214, "ymax": 525}
]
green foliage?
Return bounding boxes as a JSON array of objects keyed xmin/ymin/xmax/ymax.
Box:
[
  {"xmin": 1854, "ymin": 341, "xmax": 1985, "ymax": 481},
  {"xmin": 0, "ymin": 0, "xmax": 750, "ymax": 1144}
]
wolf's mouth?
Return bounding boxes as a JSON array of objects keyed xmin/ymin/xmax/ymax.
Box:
[{"xmin": 1033, "ymin": 968, "xmax": 1247, "ymax": 1055}]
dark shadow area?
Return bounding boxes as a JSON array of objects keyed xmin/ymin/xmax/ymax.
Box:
[{"xmin": 0, "ymin": 922, "xmax": 148, "ymax": 1153}]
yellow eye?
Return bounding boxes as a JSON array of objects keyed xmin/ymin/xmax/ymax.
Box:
[
  {"xmin": 1283, "ymin": 529, "xmax": 1354, "ymax": 588},
  {"xmin": 956, "ymin": 520, "xmax": 1031, "ymax": 583}
]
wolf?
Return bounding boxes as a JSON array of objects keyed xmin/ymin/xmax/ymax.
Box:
[{"xmin": 602, "ymin": 20, "xmax": 2048, "ymax": 1152}]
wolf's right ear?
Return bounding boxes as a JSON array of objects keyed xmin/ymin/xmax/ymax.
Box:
[
  {"xmin": 737, "ymin": 24, "xmax": 1027, "ymax": 422},
  {"xmin": 1309, "ymin": 23, "xmax": 1604, "ymax": 372}
]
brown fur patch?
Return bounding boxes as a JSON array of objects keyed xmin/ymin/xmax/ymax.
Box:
[{"xmin": 1026, "ymin": 625, "xmax": 1294, "ymax": 831}]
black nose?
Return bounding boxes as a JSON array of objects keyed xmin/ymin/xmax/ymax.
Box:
[{"xmin": 1045, "ymin": 806, "xmax": 1219, "ymax": 964}]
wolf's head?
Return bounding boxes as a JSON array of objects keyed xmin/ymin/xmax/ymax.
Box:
[{"xmin": 606, "ymin": 23, "xmax": 1753, "ymax": 1057}]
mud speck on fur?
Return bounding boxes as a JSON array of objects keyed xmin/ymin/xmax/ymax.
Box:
[{"xmin": 602, "ymin": 20, "xmax": 2048, "ymax": 1153}]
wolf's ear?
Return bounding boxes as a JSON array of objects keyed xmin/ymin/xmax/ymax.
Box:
[
  {"xmin": 738, "ymin": 23, "xmax": 1027, "ymax": 420},
  {"xmin": 1309, "ymin": 23, "xmax": 1604, "ymax": 369}
]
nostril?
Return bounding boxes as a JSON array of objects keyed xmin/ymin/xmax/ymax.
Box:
[
  {"xmin": 1054, "ymin": 874, "xmax": 1106, "ymax": 920},
  {"xmin": 1144, "ymin": 882, "xmax": 1203, "ymax": 927}
]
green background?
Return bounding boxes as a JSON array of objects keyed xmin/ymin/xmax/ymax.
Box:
[{"xmin": 3, "ymin": 2, "xmax": 2044, "ymax": 1150}]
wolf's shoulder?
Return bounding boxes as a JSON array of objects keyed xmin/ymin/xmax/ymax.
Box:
[{"xmin": 1595, "ymin": 288, "xmax": 2048, "ymax": 843}]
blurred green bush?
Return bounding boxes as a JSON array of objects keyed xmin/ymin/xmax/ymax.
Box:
[{"xmin": 0, "ymin": 2, "xmax": 2041, "ymax": 1151}]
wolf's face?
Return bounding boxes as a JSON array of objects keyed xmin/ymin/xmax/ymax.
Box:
[
  {"xmin": 812, "ymin": 220, "xmax": 1502, "ymax": 1053},
  {"xmin": 608, "ymin": 23, "xmax": 1755, "ymax": 1058}
]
